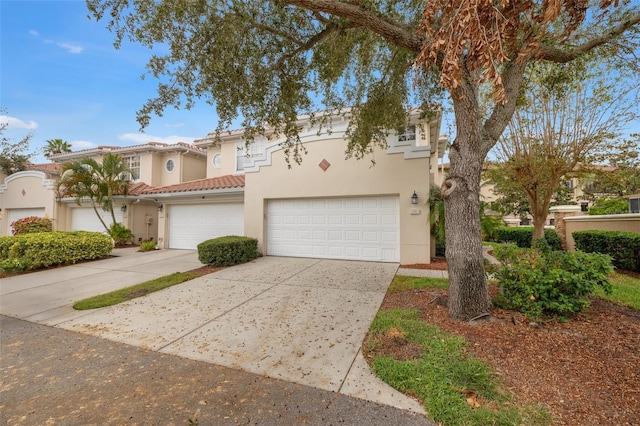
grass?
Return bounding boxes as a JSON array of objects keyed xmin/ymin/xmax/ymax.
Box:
[
  {"xmin": 366, "ymin": 307, "xmax": 551, "ymax": 426},
  {"xmin": 390, "ymin": 275, "xmax": 450, "ymax": 292},
  {"xmin": 482, "ymin": 241, "xmax": 508, "ymax": 251},
  {"xmin": 373, "ymin": 270, "xmax": 640, "ymax": 425},
  {"xmin": 73, "ymin": 271, "xmax": 204, "ymax": 310},
  {"xmin": 595, "ymin": 272, "xmax": 640, "ymax": 310}
]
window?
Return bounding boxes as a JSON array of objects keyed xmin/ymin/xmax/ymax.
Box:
[
  {"xmin": 581, "ymin": 202, "xmax": 589, "ymax": 212},
  {"xmin": 630, "ymin": 197, "xmax": 640, "ymax": 214},
  {"xmin": 236, "ymin": 139, "xmax": 267, "ymax": 172},
  {"xmin": 165, "ymin": 159, "xmax": 175, "ymax": 173},
  {"xmin": 397, "ymin": 125, "xmax": 416, "ymax": 143},
  {"xmin": 212, "ymin": 153, "xmax": 221, "ymax": 169},
  {"xmin": 122, "ymin": 155, "xmax": 140, "ymax": 181},
  {"xmin": 563, "ymin": 179, "xmax": 574, "ymax": 190}
]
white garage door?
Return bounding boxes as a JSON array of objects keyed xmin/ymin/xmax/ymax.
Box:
[
  {"xmin": 267, "ymin": 196, "xmax": 399, "ymax": 262},
  {"xmin": 168, "ymin": 203, "xmax": 244, "ymax": 249},
  {"xmin": 7, "ymin": 208, "xmax": 46, "ymax": 234},
  {"xmin": 71, "ymin": 208, "xmax": 123, "ymax": 233}
]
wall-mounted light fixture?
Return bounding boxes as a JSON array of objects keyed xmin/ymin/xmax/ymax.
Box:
[
  {"xmin": 157, "ymin": 204, "xmax": 164, "ymax": 212},
  {"xmin": 411, "ymin": 191, "xmax": 419, "ymax": 205},
  {"xmin": 121, "ymin": 204, "xmax": 127, "ymax": 213}
]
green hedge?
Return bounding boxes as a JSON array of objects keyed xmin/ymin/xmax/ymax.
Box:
[
  {"xmin": 495, "ymin": 227, "xmax": 562, "ymax": 250},
  {"xmin": 0, "ymin": 231, "xmax": 113, "ymax": 273},
  {"xmin": 197, "ymin": 236, "xmax": 259, "ymax": 266},
  {"xmin": 573, "ymin": 230, "xmax": 640, "ymax": 272}
]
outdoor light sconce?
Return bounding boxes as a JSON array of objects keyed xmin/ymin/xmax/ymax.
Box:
[
  {"xmin": 121, "ymin": 204, "xmax": 127, "ymax": 213},
  {"xmin": 411, "ymin": 191, "xmax": 419, "ymax": 204},
  {"xmin": 157, "ymin": 204, "xmax": 164, "ymax": 212}
]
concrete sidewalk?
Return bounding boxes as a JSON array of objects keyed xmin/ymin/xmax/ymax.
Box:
[{"xmin": 0, "ymin": 250, "xmax": 426, "ymax": 415}]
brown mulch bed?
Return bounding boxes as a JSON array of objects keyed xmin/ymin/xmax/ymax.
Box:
[
  {"xmin": 379, "ymin": 261, "xmax": 640, "ymax": 426},
  {"xmin": 400, "ymin": 257, "xmax": 449, "ymax": 271}
]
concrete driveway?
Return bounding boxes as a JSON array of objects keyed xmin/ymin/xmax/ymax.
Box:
[{"xmin": 0, "ymin": 249, "xmax": 424, "ymax": 414}]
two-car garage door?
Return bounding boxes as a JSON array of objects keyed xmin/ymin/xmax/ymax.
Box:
[{"xmin": 267, "ymin": 196, "xmax": 399, "ymax": 262}]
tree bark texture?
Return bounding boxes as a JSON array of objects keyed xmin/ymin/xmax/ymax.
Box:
[{"xmin": 443, "ymin": 78, "xmax": 493, "ymax": 321}]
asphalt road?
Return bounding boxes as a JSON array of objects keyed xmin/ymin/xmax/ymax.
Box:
[{"xmin": 1, "ymin": 315, "xmax": 434, "ymax": 425}]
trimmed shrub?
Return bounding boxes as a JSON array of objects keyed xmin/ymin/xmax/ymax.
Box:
[
  {"xmin": 0, "ymin": 231, "xmax": 113, "ymax": 273},
  {"xmin": 11, "ymin": 216, "xmax": 53, "ymax": 235},
  {"xmin": 197, "ymin": 236, "xmax": 259, "ymax": 266},
  {"xmin": 492, "ymin": 244, "xmax": 613, "ymax": 320},
  {"xmin": 573, "ymin": 230, "xmax": 640, "ymax": 272},
  {"xmin": 109, "ymin": 223, "xmax": 133, "ymax": 246},
  {"xmin": 495, "ymin": 226, "xmax": 562, "ymax": 250},
  {"xmin": 139, "ymin": 240, "xmax": 157, "ymax": 251}
]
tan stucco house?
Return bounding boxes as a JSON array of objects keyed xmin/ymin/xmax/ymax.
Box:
[{"xmin": 0, "ymin": 110, "xmax": 446, "ymax": 264}]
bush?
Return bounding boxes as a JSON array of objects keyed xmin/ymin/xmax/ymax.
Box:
[
  {"xmin": 0, "ymin": 231, "xmax": 113, "ymax": 273},
  {"xmin": 139, "ymin": 240, "xmax": 157, "ymax": 251},
  {"xmin": 495, "ymin": 226, "xmax": 562, "ymax": 250},
  {"xmin": 109, "ymin": 223, "xmax": 133, "ymax": 246},
  {"xmin": 573, "ymin": 230, "xmax": 640, "ymax": 272},
  {"xmin": 588, "ymin": 197, "xmax": 629, "ymax": 215},
  {"xmin": 10, "ymin": 216, "xmax": 53, "ymax": 235},
  {"xmin": 492, "ymin": 244, "xmax": 613, "ymax": 320},
  {"xmin": 197, "ymin": 236, "xmax": 259, "ymax": 266}
]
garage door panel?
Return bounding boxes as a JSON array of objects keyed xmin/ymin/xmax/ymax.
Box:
[
  {"xmin": 267, "ymin": 196, "xmax": 399, "ymax": 262},
  {"xmin": 168, "ymin": 203, "xmax": 244, "ymax": 250},
  {"xmin": 71, "ymin": 208, "xmax": 123, "ymax": 232}
]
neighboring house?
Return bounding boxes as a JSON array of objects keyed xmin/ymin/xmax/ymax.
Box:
[
  {"xmin": 0, "ymin": 110, "xmax": 446, "ymax": 264},
  {"xmin": 0, "ymin": 163, "xmax": 59, "ymax": 235},
  {"xmin": 628, "ymin": 194, "xmax": 640, "ymax": 214},
  {"xmin": 434, "ymin": 162, "xmax": 621, "ymax": 225}
]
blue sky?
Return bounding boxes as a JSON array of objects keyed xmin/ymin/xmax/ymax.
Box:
[
  {"xmin": 1, "ymin": 0, "xmax": 223, "ymax": 163},
  {"xmin": 2, "ymin": 1, "xmax": 636, "ymax": 166}
]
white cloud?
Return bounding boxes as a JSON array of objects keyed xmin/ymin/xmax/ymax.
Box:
[
  {"xmin": 57, "ymin": 42, "xmax": 84, "ymax": 54},
  {"xmin": 0, "ymin": 115, "xmax": 38, "ymax": 130},
  {"xmin": 29, "ymin": 29, "xmax": 39, "ymax": 37},
  {"xmin": 70, "ymin": 140, "xmax": 98, "ymax": 150},
  {"xmin": 165, "ymin": 123, "xmax": 185, "ymax": 128},
  {"xmin": 118, "ymin": 133, "xmax": 197, "ymax": 145}
]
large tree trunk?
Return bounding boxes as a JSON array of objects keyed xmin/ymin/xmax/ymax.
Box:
[
  {"xmin": 443, "ymin": 82, "xmax": 493, "ymax": 321},
  {"xmin": 443, "ymin": 150, "xmax": 491, "ymax": 321},
  {"xmin": 443, "ymin": 136, "xmax": 492, "ymax": 321}
]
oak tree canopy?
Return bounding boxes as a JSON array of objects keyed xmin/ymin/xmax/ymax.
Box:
[{"xmin": 87, "ymin": 0, "xmax": 640, "ymax": 321}]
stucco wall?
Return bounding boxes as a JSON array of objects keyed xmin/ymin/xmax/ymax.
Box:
[
  {"xmin": 126, "ymin": 202, "xmax": 159, "ymax": 243},
  {"xmin": 564, "ymin": 214, "xmax": 640, "ymax": 251},
  {"xmin": 243, "ymin": 139, "xmax": 431, "ymax": 264},
  {"xmin": 0, "ymin": 171, "xmax": 58, "ymax": 236},
  {"xmin": 181, "ymin": 155, "xmax": 207, "ymax": 182}
]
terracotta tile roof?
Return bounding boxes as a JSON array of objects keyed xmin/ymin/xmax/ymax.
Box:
[
  {"xmin": 48, "ymin": 142, "xmax": 205, "ymax": 160},
  {"xmin": 27, "ymin": 163, "xmax": 60, "ymax": 173},
  {"xmin": 143, "ymin": 175, "xmax": 245, "ymax": 194},
  {"xmin": 128, "ymin": 182, "xmax": 155, "ymax": 196}
]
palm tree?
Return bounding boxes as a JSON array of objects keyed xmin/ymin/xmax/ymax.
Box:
[
  {"xmin": 44, "ymin": 139, "xmax": 72, "ymax": 157},
  {"xmin": 57, "ymin": 153, "xmax": 130, "ymax": 233}
]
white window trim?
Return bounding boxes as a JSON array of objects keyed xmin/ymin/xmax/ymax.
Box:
[
  {"xmin": 122, "ymin": 155, "xmax": 141, "ymax": 181},
  {"xmin": 236, "ymin": 139, "xmax": 267, "ymax": 173},
  {"xmin": 165, "ymin": 158, "xmax": 176, "ymax": 173},
  {"xmin": 212, "ymin": 153, "xmax": 222, "ymax": 169}
]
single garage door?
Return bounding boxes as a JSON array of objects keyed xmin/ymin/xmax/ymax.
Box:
[
  {"xmin": 7, "ymin": 208, "xmax": 46, "ymax": 234},
  {"xmin": 267, "ymin": 196, "xmax": 399, "ymax": 262},
  {"xmin": 168, "ymin": 203, "xmax": 244, "ymax": 249},
  {"xmin": 71, "ymin": 207, "xmax": 123, "ymax": 232}
]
